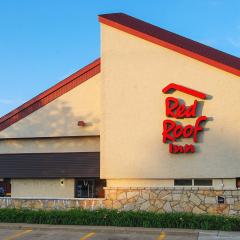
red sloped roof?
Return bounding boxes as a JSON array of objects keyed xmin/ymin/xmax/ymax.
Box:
[
  {"xmin": 0, "ymin": 58, "xmax": 100, "ymax": 131},
  {"xmin": 99, "ymin": 13, "xmax": 240, "ymax": 77}
]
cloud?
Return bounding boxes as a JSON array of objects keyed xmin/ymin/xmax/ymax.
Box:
[
  {"xmin": 228, "ymin": 37, "xmax": 240, "ymax": 48},
  {"xmin": 0, "ymin": 99, "xmax": 14, "ymax": 105},
  {"xmin": 0, "ymin": 98, "xmax": 25, "ymax": 117},
  {"xmin": 0, "ymin": 98, "xmax": 24, "ymax": 105}
]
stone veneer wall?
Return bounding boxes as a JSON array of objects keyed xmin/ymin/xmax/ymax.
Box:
[
  {"xmin": 104, "ymin": 188, "xmax": 240, "ymax": 215},
  {"xmin": 0, "ymin": 198, "xmax": 105, "ymax": 210},
  {"xmin": 1, "ymin": 188, "xmax": 240, "ymax": 216}
]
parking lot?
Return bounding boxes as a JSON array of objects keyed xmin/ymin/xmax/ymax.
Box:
[
  {"xmin": 0, "ymin": 228, "xmax": 198, "ymax": 240},
  {"xmin": 0, "ymin": 225, "xmax": 240, "ymax": 240}
]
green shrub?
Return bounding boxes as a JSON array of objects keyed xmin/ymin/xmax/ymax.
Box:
[{"xmin": 0, "ymin": 208, "xmax": 239, "ymax": 231}]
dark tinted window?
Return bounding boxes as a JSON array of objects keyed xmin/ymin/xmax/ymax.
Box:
[
  {"xmin": 174, "ymin": 179, "xmax": 192, "ymax": 186},
  {"xmin": 194, "ymin": 179, "xmax": 212, "ymax": 186}
]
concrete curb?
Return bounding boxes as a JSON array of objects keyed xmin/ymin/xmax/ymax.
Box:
[
  {"xmin": 1, "ymin": 223, "xmax": 162, "ymax": 234},
  {"xmin": 0, "ymin": 223, "xmax": 238, "ymax": 237}
]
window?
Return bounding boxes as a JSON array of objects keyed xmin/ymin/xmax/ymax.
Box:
[
  {"xmin": 75, "ymin": 178, "xmax": 106, "ymax": 198},
  {"xmin": 174, "ymin": 179, "xmax": 213, "ymax": 187},
  {"xmin": 236, "ymin": 178, "xmax": 240, "ymax": 188},
  {"xmin": 174, "ymin": 179, "xmax": 192, "ymax": 186},
  {"xmin": 194, "ymin": 179, "xmax": 212, "ymax": 186}
]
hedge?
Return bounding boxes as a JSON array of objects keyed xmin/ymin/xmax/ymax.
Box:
[{"xmin": 0, "ymin": 208, "xmax": 239, "ymax": 231}]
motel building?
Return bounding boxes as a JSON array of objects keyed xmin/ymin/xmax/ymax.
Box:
[{"xmin": 0, "ymin": 13, "xmax": 240, "ymax": 215}]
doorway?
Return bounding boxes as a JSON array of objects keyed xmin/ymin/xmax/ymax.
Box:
[
  {"xmin": 75, "ymin": 178, "xmax": 106, "ymax": 198},
  {"xmin": 0, "ymin": 179, "xmax": 11, "ymax": 197}
]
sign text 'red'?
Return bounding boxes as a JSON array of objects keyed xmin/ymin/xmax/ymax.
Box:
[{"xmin": 162, "ymin": 95, "xmax": 207, "ymax": 154}]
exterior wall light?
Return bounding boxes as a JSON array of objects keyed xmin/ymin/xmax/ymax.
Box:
[
  {"xmin": 60, "ymin": 179, "xmax": 64, "ymax": 186},
  {"xmin": 78, "ymin": 121, "xmax": 86, "ymax": 127}
]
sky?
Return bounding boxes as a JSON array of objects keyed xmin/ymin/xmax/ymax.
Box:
[{"xmin": 0, "ymin": 0, "xmax": 239, "ymax": 116}]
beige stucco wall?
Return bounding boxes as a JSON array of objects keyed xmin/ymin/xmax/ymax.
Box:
[
  {"xmin": 11, "ymin": 179, "xmax": 75, "ymax": 198},
  {"xmin": 0, "ymin": 73, "xmax": 100, "ymax": 138},
  {"xmin": 0, "ymin": 136, "xmax": 99, "ymax": 153},
  {"xmin": 107, "ymin": 179, "xmax": 173, "ymax": 188},
  {"xmin": 213, "ymin": 179, "xmax": 236, "ymax": 190},
  {"xmin": 100, "ymin": 24, "xmax": 240, "ymax": 181}
]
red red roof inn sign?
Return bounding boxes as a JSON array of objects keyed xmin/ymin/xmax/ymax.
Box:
[{"xmin": 162, "ymin": 83, "xmax": 208, "ymax": 154}]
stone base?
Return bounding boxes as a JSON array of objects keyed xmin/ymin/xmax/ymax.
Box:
[
  {"xmin": 104, "ymin": 187, "xmax": 240, "ymax": 215},
  {"xmin": 0, "ymin": 198, "xmax": 105, "ymax": 211},
  {"xmin": 0, "ymin": 188, "xmax": 240, "ymax": 215}
]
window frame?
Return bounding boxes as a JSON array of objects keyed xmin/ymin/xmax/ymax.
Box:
[{"xmin": 174, "ymin": 178, "xmax": 213, "ymax": 187}]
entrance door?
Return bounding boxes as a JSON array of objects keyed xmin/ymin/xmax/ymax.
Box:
[
  {"xmin": 75, "ymin": 179, "xmax": 95, "ymax": 198},
  {"xmin": 0, "ymin": 179, "xmax": 11, "ymax": 197},
  {"xmin": 75, "ymin": 178, "xmax": 106, "ymax": 198}
]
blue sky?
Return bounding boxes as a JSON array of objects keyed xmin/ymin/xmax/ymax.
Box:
[{"xmin": 0, "ymin": 0, "xmax": 239, "ymax": 116}]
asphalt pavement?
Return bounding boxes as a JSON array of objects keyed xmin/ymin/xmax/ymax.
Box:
[{"xmin": 0, "ymin": 223, "xmax": 239, "ymax": 240}]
